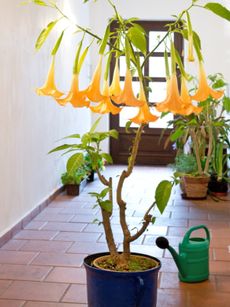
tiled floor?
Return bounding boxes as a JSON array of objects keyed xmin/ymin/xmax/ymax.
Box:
[{"xmin": 0, "ymin": 165, "xmax": 230, "ymax": 306}]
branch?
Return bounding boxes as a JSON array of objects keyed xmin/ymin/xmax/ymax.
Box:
[{"xmin": 190, "ymin": 128, "xmax": 203, "ymax": 175}]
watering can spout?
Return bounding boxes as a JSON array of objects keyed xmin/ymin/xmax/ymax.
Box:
[{"xmin": 156, "ymin": 237, "xmax": 187, "ymax": 278}]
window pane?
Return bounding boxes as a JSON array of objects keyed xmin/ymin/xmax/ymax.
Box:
[
  {"xmin": 119, "ymin": 56, "xmax": 144, "ymax": 77},
  {"xmin": 149, "ymin": 111, "xmax": 173, "ymax": 128},
  {"xmin": 119, "ymin": 107, "xmax": 139, "ymax": 128},
  {"xmin": 149, "ymin": 31, "xmax": 173, "ymax": 52},
  {"xmin": 149, "ymin": 57, "xmax": 171, "ymax": 78},
  {"xmin": 149, "ymin": 82, "xmax": 167, "ymax": 103}
]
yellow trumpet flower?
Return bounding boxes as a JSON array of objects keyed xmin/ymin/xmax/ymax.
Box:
[
  {"xmin": 156, "ymin": 74, "xmax": 195, "ymax": 116},
  {"xmin": 109, "ymin": 59, "xmax": 122, "ymax": 97},
  {"xmin": 192, "ymin": 62, "xmax": 224, "ymax": 101},
  {"xmin": 36, "ymin": 57, "xmax": 64, "ymax": 98},
  {"xmin": 112, "ymin": 68, "xmax": 144, "ymax": 107},
  {"xmin": 56, "ymin": 74, "xmax": 89, "ymax": 107},
  {"xmin": 130, "ymin": 83, "xmax": 158, "ymax": 125},
  {"xmin": 86, "ymin": 55, "xmax": 104, "ymax": 102},
  {"xmin": 180, "ymin": 77, "xmax": 202, "ymax": 115},
  {"xmin": 90, "ymin": 80, "xmax": 121, "ymax": 115}
]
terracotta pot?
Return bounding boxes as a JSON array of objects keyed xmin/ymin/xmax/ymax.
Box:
[{"xmin": 182, "ymin": 175, "xmax": 210, "ymax": 199}]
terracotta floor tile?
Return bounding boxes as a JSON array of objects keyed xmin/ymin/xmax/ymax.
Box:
[
  {"xmin": 59, "ymin": 207, "xmax": 99, "ymax": 215},
  {"xmin": 216, "ymin": 275, "xmax": 230, "ymax": 292},
  {"xmin": 129, "ymin": 244, "xmax": 163, "ymax": 258},
  {"xmin": 156, "ymin": 288, "xmax": 188, "ymax": 307},
  {"xmin": 20, "ymin": 240, "xmax": 72, "ymax": 253},
  {"xmin": 24, "ymin": 221, "xmax": 47, "ymax": 230},
  {"xmin": 98, "ymin": 232, "xmax": 143, "ymax": 244},
  {"xmin": 1, "ymin": 281, "xmax": 68, "ymax": 301},
  {"xmin": 62, "ymin": 284, "xmax": 87, "ymax": 304},
  {"xmin": 70, "ymin": 215, "xmax": 100, "ymax": 223},
  {"xmin": 187, "ymin": 291, "xmax": 230, "ymax": 307},
  {"xmin": 210, "ymin": 260, "xmax": 230, "ymax": 275},
  {"xmin": 54, "ymin": 232, "xmax": 101, "ymax": 242},
  {"xmin": 213, "ymin": 248, "xmax": 230, "ymax": 261},
  {"xmin": 0, "ymin": 280, "xmax": 12, "ymax": 295},
  {"xmin": 154, "ymin": 218, "xmax": 188, "ymax": 227},
  {"xmin": 34, "ymin": 213, "xmax": 74, "ymax": 222},
  {"xmin": 41, "ymin": 222, "xmax": 86, "ymax": 232},
  {"xmin": 32, "ymin": 252, "xmax": 85, "ymax": 267},
  {"xmin": 0, "ymin": 300, "xmax": 25, "ymax": 307},
  {"xmin": 0, "ymin": 251, "xmax": 37, "ymax": 265},
  {"xmin": 67, "ymin": 242, "xmax": 108, "ymax": 254},
  {"xmin": 1, "ymin": 240, "xmax": 27, "ymax": 251},
  {"xmin": 45, "ymin": 267, "xmax": 86, "ymax": 284},
  {"xmin": 0, "ymin": 264, "xmax": 51, "ymax": 281},
  {"xmin": 167, "ymin": 227, "xmax": 188, "ymax": 237},
  {"xmin": 14, "ymin": 230, "xmax": 58, "ymax": 240}
]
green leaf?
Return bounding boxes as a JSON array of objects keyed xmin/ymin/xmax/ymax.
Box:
[
  {"xmin": 100, "ymin": 187, "xmax": 110, "ymax": 199},
  {"xmin": 90, "ymin": 117, "xmax": 101, "ymax": 133},
  {"xmin": 35, "ymin": 19, "xmax": 59, "ymax": 50},
  {"xmin": 78, "ymin": 45, "xmax": 90, "ymax": 73},
  {"xmin": 125, "ymin": 120, "xmax": 132, "ymax": 133},
  {"xmin": 62, "ymin": 133, "xmax": 80, "ymax": 140},
  {"xmin": 155, "ymin": 180, "xmax": 172, "ymax": 214},
  {"xmin": 127, "ymin": 26, "xmax": 146, "ymax": 55},
  {"xmin": 99, "ymin": 24, "xmax": 110, "ymax": 55},
  {"xmin": 223, "ymin": 96, "xmax": 230, "ymax": 112},
  {"xmin": 51, "ymin": 30, "xmax": 65, "ymax": 55},
  {"xmin": 170, "ymin": 127, "xmax": 184, "ymax": 142},
  {"xmin": 89, "ymin": 192, "xmax": 100, "ymax": 197},
  {"xmin": 101, "ymin": 153, "xmax": 113, "ymax": 164},
  {"xmin": 99, "ymin": 200, "xmax": 112, "ymax": 213},
  {"xmin": 66, "ymin": 153, "xmax": 84, "ymax": 174},
  {"xmin": 151, "ymin": 217, "xmax": 156, "ymax": 224},
  {"xmin": 108, "ymin": 129, "xmax": 119, "ymax": 139},
  {"xmin": 204, "ymin": 3, "xmax": 230, "ymax": 22},
  {"xmin": 33, "ymin": 0, "xmax": 48, "ymax": 5},
  {"xmin": 48, "ymin": 144, "xmax": 73, "ymax": 154}
]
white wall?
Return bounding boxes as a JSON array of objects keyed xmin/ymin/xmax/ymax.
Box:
[
  {"xmin": 89, "ymin": 0, "xmax": 230, "ymax": 142},
  {"xmin": 0, "ymin": 0, "xmax": 91, "ymax": 237}
]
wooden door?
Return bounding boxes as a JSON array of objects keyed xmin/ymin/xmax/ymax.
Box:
[{"xmin": 110, "ymin": 20, "xmax": 183, "ymax": 165}]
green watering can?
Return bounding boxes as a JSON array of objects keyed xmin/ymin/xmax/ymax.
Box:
[{"xmin": 156, "ymin": 225, "xmax": 210, "ymax": 283}]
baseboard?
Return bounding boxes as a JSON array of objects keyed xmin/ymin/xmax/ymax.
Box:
[{"xmin": 0, "ymin": 186, "xmax": 65, "ymax": 248}]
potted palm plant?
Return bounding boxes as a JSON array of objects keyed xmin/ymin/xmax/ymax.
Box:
[{"xmin": 28, "ymin": 0, "xmax": 230, "ymax": 305}]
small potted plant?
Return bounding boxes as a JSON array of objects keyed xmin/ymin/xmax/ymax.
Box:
[
  {"xmin": 84, "ymin": 152, "xmax": 104, "ymax": 182},
  {"xmin": 61, "ymin": 166, "xmax": 88, "ymax": 196}
]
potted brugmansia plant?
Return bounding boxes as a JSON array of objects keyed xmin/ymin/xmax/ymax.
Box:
[
  {"xmin": 168, "ymin": 73, "xmax": 229, "ymax": 199},
  {"xmin": 29, "ymin": 0, "xmax": 230, "ymax": 305}
]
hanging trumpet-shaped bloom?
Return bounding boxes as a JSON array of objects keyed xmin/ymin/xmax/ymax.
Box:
[
  {"xmin": 109, "ymin": 59, "xmax": 122, "ymax": 97},
  {"xmin": 156, "ymin": 74, "xmax": 196, "ymax": 116},
  {"xmin": 192, "ymin": 62, "xmax": 224, "ymax": 101},
  {"xmin": 86, "ymin": 55, "xmax": 104, "ymax": 102},
  {"xmin": 180, "ymin": 77, "xmax": 202, "ymax": 114},
  {"xmin": 56, "ymin": 74, "xmax": 89, "ymax": 107},
  {"xmin": 130, "ymin": 83, "xmax": 158, "ymax": 125},
  {"xmin": 112, "ymin": 68, "xmax": 144, "ymax": 107},
  {"xmin": 90, "ymin": 80, "xmax": 121, "ymax": 115},
  {"xmin": 36, "ymin": 57, "xmax": 64, "ymax": 98}
]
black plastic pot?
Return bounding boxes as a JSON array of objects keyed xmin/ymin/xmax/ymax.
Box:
[
  {"xmin": 84, "ymin": 252, "xmax": 161, "ymax": 307},
  {"xmin": 208, "ymin": 176, "xmax": 228, "ymax": 196},
  {"xmin": 65, "ymin": 178, "xmax": 87, "ymax": 196}
]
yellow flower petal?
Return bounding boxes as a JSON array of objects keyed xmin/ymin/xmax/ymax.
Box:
[
  {"xmin": 109, "ymin": 59, "xmax": 122, "ymax": 97},
  {"xmin": 192, "ymin": 62, "xmax": 224, "ymax": 101},
  {"xmin": 112, "ymin": 68, "xmax": 144, "ymax": 107},
  {"xmin": 56, "ymin": 74, "xmax": 89, "ymax": 108},
  {"xmin": 86, "ymin": 55, "xmax": 104, "ymax": 102},
  {"xmin": 36, "ymin": 57, "xmax": 64, "ymax": 98}
]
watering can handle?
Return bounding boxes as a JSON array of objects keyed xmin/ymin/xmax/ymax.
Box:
[{"xmin": 182, "ymin": 224, "xmax": 210, "ymax": 245}]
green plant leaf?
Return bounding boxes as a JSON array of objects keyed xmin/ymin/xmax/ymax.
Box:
[
  {"xmin": 51, "ymin": 30, "xmax": 65, "ymax": 55},
  {"xmin": 33, "ymin": 0, "xmax": 48, "ymax": 5},
  {"xmin": 108, "ymin": 129, "xmax": 119, "ymax": 139},
  {"xmin": 101, "ymin": 153, "xmax": 113, "ymax": 164},
  {"xmin": 155, "ymin": 180, "xmax": 172, "ymax": 214},
  {"xmin": 125, "ymin": 120, "xmax": 132, "ymax": 133},
  {"xmin": 100, "ymin": 187, "xmax": 110, "ymax": 199},
  {"xmin": 223, "ymin": 96, "xmax": 230, "ymax": 112},
  {"xmin": 62, "ymin": 133, "xmax": 80, "ymax": 140},
  {"xmin": 99, "ymin": 200, "xmax": 112, "ymax": 213},
  {"xmin": 48, "ymin": 144, "xmax": 73, "ymax": 154},
  {"xmin": 35, "ymin": 19, "xmax": 59, "ymax": 50},
  {"xmin": 170, "ymin": 127, "xmax": 184, "ymax": 142},
  {"xmin": 204, "ymin": 3, "xmax": 230, "ymax": 22},
  {"xmin": 127, "ymin": 26, "xmax": 146, "ymax": 55},
  {"xmin": 99, "ymin": 24, "xmax": 110, "ymax": 55},
  {"xmin": 90, "ymin": 117, "xmax": 101, "ymax": 133},
  {"xmin": 66, "ymin": 153, "xmax": 84, "ymax": 174}
]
